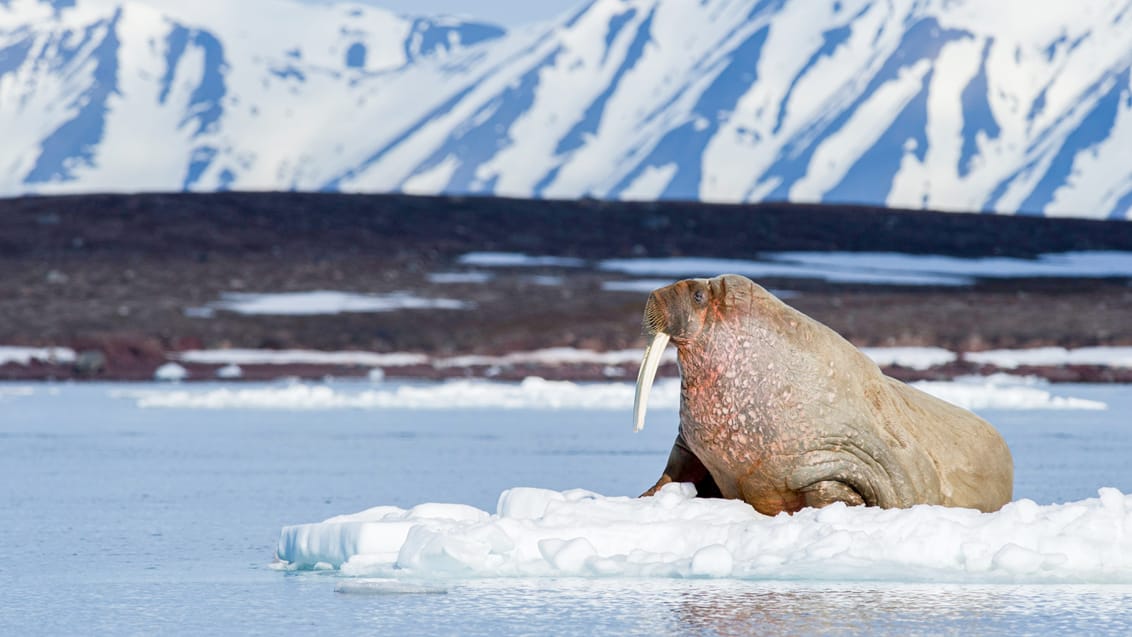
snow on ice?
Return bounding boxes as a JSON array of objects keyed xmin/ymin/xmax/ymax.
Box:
[{"xmin": 275, "ymin": 482, "xmax": 1132, "ymax": 584}]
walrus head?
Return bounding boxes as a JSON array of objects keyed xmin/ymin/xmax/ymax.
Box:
[{"xmin": 633, "ymin": 274, "xmax": 753, "ymax": 431}]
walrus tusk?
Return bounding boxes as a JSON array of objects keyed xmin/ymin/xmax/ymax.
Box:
[{"xmin": 633, "ymin": 331, "xmax": 670, "ymax": 432}]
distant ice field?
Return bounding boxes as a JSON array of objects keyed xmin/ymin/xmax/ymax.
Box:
[{"xmin": 122, "ymin": 374, "xmax": 1106, "ymax": 412}]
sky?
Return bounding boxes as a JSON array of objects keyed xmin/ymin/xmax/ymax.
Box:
[{"xmin": 299, "ymin": 0, "xmax": 583, "ymax": 27}]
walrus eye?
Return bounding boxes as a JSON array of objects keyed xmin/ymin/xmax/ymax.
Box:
[{"xmin": 693, "ymin": 290, "xmax": 706, "ymax": 305}]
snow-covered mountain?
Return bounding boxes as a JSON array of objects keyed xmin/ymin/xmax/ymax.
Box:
[{"xmin": 2, "ymin": 0, "xmax": 1132, "ymax": 219}]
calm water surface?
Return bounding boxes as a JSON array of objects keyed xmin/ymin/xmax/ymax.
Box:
[{"xmin": 2, "ymin": 382, "xmax": 1131, "ymax": 635}]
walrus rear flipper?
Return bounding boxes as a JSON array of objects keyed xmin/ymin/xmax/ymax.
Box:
[{"xmin": 641, "ymin": 434, "xmax": 721, "ymax": 498}]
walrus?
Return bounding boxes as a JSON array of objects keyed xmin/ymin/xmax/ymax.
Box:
[{"xmin": 633, "ymin": 274, "xmax": 1013, "ymax": 515}]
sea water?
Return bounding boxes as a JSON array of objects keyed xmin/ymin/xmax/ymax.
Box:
[{"xmin": 2, "ymin": 381, "xmax": 1131, "ymax": 635}]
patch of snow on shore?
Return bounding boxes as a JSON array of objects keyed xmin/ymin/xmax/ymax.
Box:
[
  {"xmin": 433, "ymin": 347, "xmax": 676, "ymax": 368},
  {"xmin": 427, "ymin": 272, "xmax": 494, "ymax": 284},
  {"xmin": 216, "ymin": 364, "xmax": 243, "ymax": 379},
  {"xmin": 154, "ymin": 362, "xmax": 188, "ymax": 382},
  {"xmin": 208, "ymin": 291, "xmax": 470, "ymax": 315},
  {"xmin": 275, "ymin": 484, "xmax": 1132, "ymax": 584},
  {"xmin": 599, "ymin": 257, "xmax": 971, "ymax": 286},
  {"xmin": 457, "ymin": 252, "xmax": 586, "ymax": 268},
  {"xmin": 598, "ymin": 251, "xmax": 1132, "ymax": 286},
  {"xmin": 177, "ymin": 349, "xmax": 428, "ymax": 367},
  {"xmin": 0, "ymin": 347, "xmax": 76, "ymax": 366}
]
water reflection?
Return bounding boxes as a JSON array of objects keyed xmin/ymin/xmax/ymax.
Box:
[
  {"xmin": 667, "ymin": 582, "xmax": 1132, "ymax": 636},
  {"xmin": 337, "ymin": 578, "xmax": 1132, "ymax": 636}
]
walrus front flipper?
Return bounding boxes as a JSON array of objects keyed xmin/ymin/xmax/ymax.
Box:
[
  {"xmin": 641, "ymin": 433, "xmax": 721, "ymax": 498},
  {"xmin": 800, "ymin": 480, "xmax": 866, "ymax": 509}
]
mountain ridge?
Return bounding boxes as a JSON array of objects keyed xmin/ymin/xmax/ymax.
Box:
[{"xmin": 2, "ymin": 0, "xmax": 1131, "ymax": 219}]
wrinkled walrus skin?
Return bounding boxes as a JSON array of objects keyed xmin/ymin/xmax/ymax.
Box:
[{"xmin": 635, "ymin": 274, "xmax": 1013, "ymax": 515}]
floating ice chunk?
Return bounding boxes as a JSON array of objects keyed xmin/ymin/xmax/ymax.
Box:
[{"xmin": 276, "ymin": 486, "xmax": 1132, "ymax": 584}]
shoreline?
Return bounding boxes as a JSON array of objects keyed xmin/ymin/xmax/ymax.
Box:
[{"xmin": 4, "ymin": 192, "xmax": 1132, "ymax": 385}]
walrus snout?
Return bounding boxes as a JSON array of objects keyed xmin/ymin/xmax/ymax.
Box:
[{"xmin": 642, "ymin": 278, "xmax": 713, "ymax": 338}]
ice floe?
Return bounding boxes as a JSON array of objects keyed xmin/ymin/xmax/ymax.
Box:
[{"xmin": 275, "ymin": 483, "xmax": 1132, "ymax": 584}]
